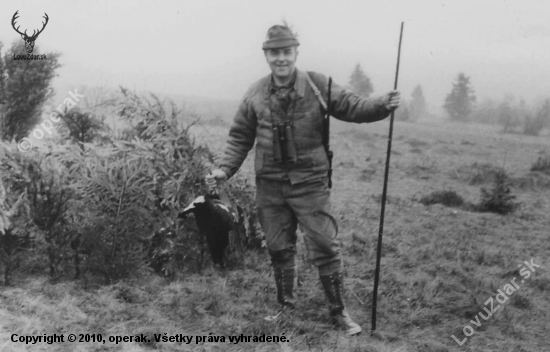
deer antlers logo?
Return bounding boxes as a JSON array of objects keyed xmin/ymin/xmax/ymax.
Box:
[{"xmin": 11, "ymin": 11, "xmax": 49, "ymax": 54}]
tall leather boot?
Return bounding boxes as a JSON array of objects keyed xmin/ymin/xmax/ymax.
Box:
[
  {"xmin": 274, "ymin": 267, "xmax": 296, "ymax": 308},
  {"xmin": 319, "ymin": 272, "xmax": 362, "ymax": 335},
  {"xmin": 265, "ymin": 267, "xmax": 296, "ymax": 321}
]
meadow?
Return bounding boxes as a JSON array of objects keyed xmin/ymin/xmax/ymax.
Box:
[{"xmin": 1, "ymin": 98, "xmax": 549, "ymax": 352}]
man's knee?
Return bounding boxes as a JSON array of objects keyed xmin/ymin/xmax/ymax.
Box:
[
  {"xmin": 269, "ymin": 248, "xmax": 296, "ymax": 269},
  {"xmin": 306, "ymin": 239, "xmax": 341, "ymax": 274},
  {"xmin": 318, "ymin": 258, "xmax": 342, "ymax": 276}
]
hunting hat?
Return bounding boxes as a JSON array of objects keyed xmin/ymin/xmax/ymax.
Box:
[{"xmin": 262, "ymin": 25, "xmax": 300, "ymax": 50}]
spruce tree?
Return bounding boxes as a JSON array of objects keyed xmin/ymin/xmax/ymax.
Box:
[
  {"xmin": 348, "ymin": 63, "xmax": 373, "ymax": 98},
  {"xmin": 444, "ymin": 73, "xmax": 476, "ymax": 121},
  {"xmin": 410, "ymin": 85, "xmax": 427, "ymax": 120},
  {"xmin": 0, "ymin": 41, "xmax": 61, "ymax": 141}
]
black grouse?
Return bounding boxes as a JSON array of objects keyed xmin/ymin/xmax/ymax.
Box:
[{"xmin": 179, "ymin": 193, "xmax": 237, "ymax": 267}]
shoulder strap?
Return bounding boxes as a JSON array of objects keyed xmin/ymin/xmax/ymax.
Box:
[
  {"xmin": 306, "ymin": 72, "xmax": 334, "ymax": 189},
  {"xmin": 305, "ymin": 73, "xmax": 327, "ymax": 111}
]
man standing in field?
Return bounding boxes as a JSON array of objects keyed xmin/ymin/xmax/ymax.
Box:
[{"xmin": 206, "ymin": 24, "xmax": 400, "ymax": 335}]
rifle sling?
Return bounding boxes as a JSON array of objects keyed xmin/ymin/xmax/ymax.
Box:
[
  {"xmin": 305, "ymin": 73, "xmax": 328, "ymax": 111},
  {"xmin": 305, "ymin": 73, "xmax": 333, "ymax": 188}
]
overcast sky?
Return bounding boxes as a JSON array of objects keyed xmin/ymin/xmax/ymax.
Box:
[{"xmin": 2, "ymin": 0, "xmax": 549, "ymax": 113}]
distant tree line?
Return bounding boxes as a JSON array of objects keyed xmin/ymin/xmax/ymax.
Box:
[
  {"xmin": 475, "ymin": 95, "xmax": 550, "ymax": 136},
  {"xmin": 347, "ymin": 65, "xmax": 549, "ymax": 136},
  {"xmin": 443, "ymin": 72, "xmax": 550, "ymax": 136}
]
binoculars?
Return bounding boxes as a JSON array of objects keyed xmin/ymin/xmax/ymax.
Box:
[{"xmin": 272, "ymin": 120, "xmax": 297, "ymax": 163}]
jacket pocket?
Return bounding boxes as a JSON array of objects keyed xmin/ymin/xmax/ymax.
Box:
[
  {"xmin": 292, "ymin": 111, "xmax": 324, "ymax": 150},
  {"xmin": 295, "ymin": 146, "xmax": 328, "ymax": 173}
]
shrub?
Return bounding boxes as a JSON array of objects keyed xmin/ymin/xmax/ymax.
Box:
[
  {"xmin": 523, "ymin": 113, "xmax": 545, "ymax": 136},
  {"xmin": 148, "ymin": 227, "xmax": 182, "ymax": 277},
  {"xmin": 473, "ymin": 98, "xmax": 499, "ymax": 124},
  {"xmin": 1, "ymin": 142, "xmax": 79, "ymax": 280},
  {"xmin": 61, "ymin": 89, "xmax": 211, "ymax": 282},
  {"xmin": 0, "ymin": 175, "xmax": 31, "ymax": 285},
  {"xmin": 25, "ymin": 155, "xmax": 74, "ymax": 278},
  {"xmin": 476, "ymin": 169, "xmax": 519, "ymax": 214},
  {"xmin": 523, "ymin": 99, "xmax": 550, "ymax": 136},
  {"xmin": 419, "ymin": 190, "xmax": 464, "ymax": 208},
  {"xmin": 497, "ymin": 99, "xmax": 521, "ymax": 133},
  {"xmin": 1, "ymin": 142, "xmax": 39, "ymax": 284},
  {"xmin": 455, "ymin": 163, "xmax": 504, "ymax": 185},
  {"xmin": 0, "ymin": 87, "xmax": 262, "ymax": 283},
  {"xmin": 68, "ymin": 88, "xmax": 260, "ymax": 280},
  {"xmin": 58, "ymin": 107, "xmax": 104, "ymax": 148},
  {"xmin": 530, "ymin": 156, "xmax": 550, "ymax": 175},
  {"xmin": 0, "ymin": 228, "xmax": 32, "ymax": 285}
]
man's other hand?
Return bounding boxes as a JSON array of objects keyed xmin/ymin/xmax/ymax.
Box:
[
  {"xmin": 384, "ymin": 90, "xmax": 401, "ymax": 111},
  {"xmin": 205, "ymin": 169, "xmax": 228, "ymax": 188}
]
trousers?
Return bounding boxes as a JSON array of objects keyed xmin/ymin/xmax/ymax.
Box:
[{"xmin": 255, "ymin": 176, "xmax": 342, "ymax": 275}]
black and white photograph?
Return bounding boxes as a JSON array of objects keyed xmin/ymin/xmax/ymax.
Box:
[{"xmin": 0, "ymin": 0, "xmax": 548, "ymax": 351}]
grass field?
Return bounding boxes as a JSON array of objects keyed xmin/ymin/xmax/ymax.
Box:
[{"xmin": 1, "ymin": 108, "xmax": 549, "ymax": 351}]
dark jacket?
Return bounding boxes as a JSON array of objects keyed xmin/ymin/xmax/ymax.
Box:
[{"xmin": 219, "ymin": 69, "xmax": 391, "ymax": 184}]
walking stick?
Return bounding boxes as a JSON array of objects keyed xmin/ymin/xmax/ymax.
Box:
[{"xmin": 371, "ymin": 22, "xmax": 404, "ymax": 332}]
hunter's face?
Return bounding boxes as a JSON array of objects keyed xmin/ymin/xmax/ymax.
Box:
[{"xmin": 264, "ymin": 46, "xmax": 298, "ymax": 81}]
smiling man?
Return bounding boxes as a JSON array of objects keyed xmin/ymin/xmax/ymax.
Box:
[
  {"xmin": 206, "ymin": 24, "xmax": 400, "ymax": 335},
  {"xmin": 265, "ymin": 46, "xmax": 297, "ymax": 85}
]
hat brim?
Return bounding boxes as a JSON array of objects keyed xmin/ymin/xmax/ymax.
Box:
[{"xmin": 262, "ymin": 38, "xmax": 300, "ymax": 50}]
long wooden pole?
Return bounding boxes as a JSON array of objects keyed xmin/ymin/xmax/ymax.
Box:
[{"xmin": 371, "ymin": 21, "xmax": 404, "ymax": 332}]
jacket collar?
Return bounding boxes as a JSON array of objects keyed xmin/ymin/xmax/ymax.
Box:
[{"xmin": 263, "ymin": 68, "xmax": 307, "ymax": 100}]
